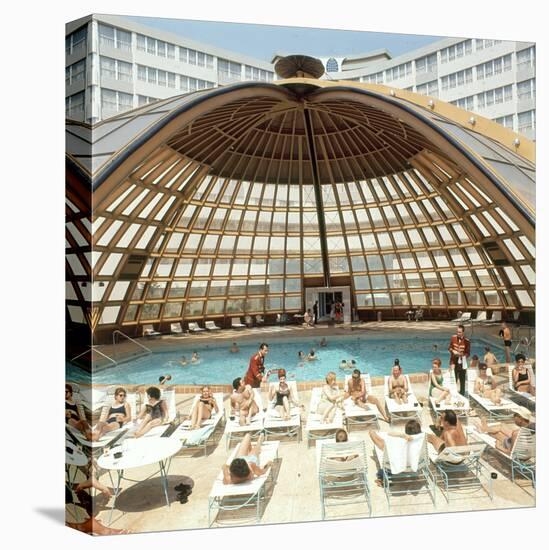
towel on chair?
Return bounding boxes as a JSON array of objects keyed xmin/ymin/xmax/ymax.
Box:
[
  {"xmin": 382, "ymin": 432, "xmax": 425, "ymax": 474},
  {"xmin": 184, "ymin": 424, "xmax": 215, "ymax": 445}
]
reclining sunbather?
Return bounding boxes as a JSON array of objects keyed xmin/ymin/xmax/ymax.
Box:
[
  {"xmin": 429, "ymin": 358, "xmax": 451, "ymax": 405},
  {"xmin": 231, "ymin": 377, "xmax": 259, "ymax": 426},
  {"xmin": 65, "ymin": 384, "xmax": 91, "ymax": 440},
  {"xmin": 91, "ymin": 387, "xmax": 131, "ymax": 441},
  {"xmin": 388, "ymin": 361, "xmax": 409, "ymax": 404},
  {"xmin": 222, "ymin": 433, "xmax": 272, "ymax": 484},
  {"xmin": 475, "ymin": 363, "xmax": 502, "ymax": 404},
  {"xmin": 471, "ymin": 406, "xmax": 534, "ymax": 454},
  {"xmin": 134, "ymin": 386, "xmax": 168, "ymax": 438},
  {"xmin": 316, "ymin": 372, "xmax": 344, "ymax": 423},
  {"xmin": 345, "ymin": 368, "xmax": 389, "ymax": 422},
  {"xmin": 268, "ymin": 369, "xmax": 299, "ymax": 421},
  {"xmin": 512, "ymin": 354, "xmax": 535, "ymax": 396},
  {"xmin": 427, "ymin": 409, "xmax": 467, "ymax": 453},
  {"xmin": 190, "ymin": 385, "xmax": 219, "ymax": 430}
]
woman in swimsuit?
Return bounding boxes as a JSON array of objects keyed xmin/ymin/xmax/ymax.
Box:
[
  {"xmin": 388, "ymin": 361, "xmax": 409, "ymax": 405},
  {"xmin": 65, "ymin": 384, "xmax": 91, "ymax": 440},
  {"xmin": 91, "ymin": 387, "xmax": 131, "ymax": 441},
  {"xmin": 134, "ymin": 386, "xmax": 168, "ymax": 438},
  {"xmin": 429, "ymin": 358, "xmax": 451, "ymax": 405},
  {"xmin": 475, "ymin": 363, "xmax": 502, "ymax": 404},
  {"xmin": 189, "ymin": 385, "xmax": 219, "ymax": 429},
  {"xmin": 512, "ymin": 354, "xmax": 535, "ymax": 395},
  {"xmin": 222, "ymin": 433, "xmax": 272, "ymax": 484},
  {"xmin": 268, "ymin": 369, "xmax": 299, "ymax": 421},
  {"xmin": 317, "ymin": 372, "xmax": 344, "ymax": 423}
]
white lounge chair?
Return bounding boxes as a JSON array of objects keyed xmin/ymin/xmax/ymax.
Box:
[
  {"xmin": 244, "ymin": 315, "xmax": 254, "ymax": 327},
  {"xmin": 264, "ymin": 381, "xmax": 302, "ymax": 441},
  {"xmin": 208, "ymin": 439, "xmax": 279, "ymax": 526},
  {"xmin": 143, "ymin": 324, "xmax": 162, "ymax": 338},
  {"xmin": 452, "ymin": 312, "xmax": 471, "ymax": 324},
  {"xmin": 305, "ymin": 387, "xmax": 344, "ymax": 446},
  {"xmin": 255, "ymin": 315, "xmax": 264, "ymax": 326},
  {"xmin": 426, "ymin": 441, "xmax": 492, "ymax": 502},
  {"xmin": 467, "ymin": 368, "xmax": 517, "ymax": 420},
  {"xmin": 470, "ymin": 426, "xmax": 535, "ymax": 488},
  {"xmin": 188, "ymin": 322, "xmax": 205, "ymax": 333},
  {"xmin": 507, "ymin": 363, "xmax": 536, "ymax": 405},
  {"xmin": 225, "ymin": 388, "xmax": 265, "ymax": 449},
  {"xmin": 471, "ymin": 311, "xmax": 487, "ymax": 323},
  {"xmin": 316, "ymin": 439, "xmax": 371, "ymax": 519},
  {"xmin": 231, "ymin": 317, "xmax": 246, "ymax": 329},
  {"xmin": 170, "ymin": 322, "xmax": 184, "ymax": 336},
  {"xmin": 205, "ymin": 320, "xmax": 221, "ymax": 331},
  {"xmin": 483, "ymin": 311, "xmax": 502, "ymax": 324},
  {"xmin": 428, "ymin": 369, "xmax": 470, "ymax": 419},
  {"xmin": 130, "ymin": 388, "xmax": 177, "ymax": 439},
  {"xmin": 384, "ymin": 375, "xmax": 421, "ymax": 423},
  {"xmin": 373, "ymin": 432, "xmax": 436, "ymax": 508},
  {"xmin": 171, "ymin": 392, "xmax": 225, "ymax": 455},
  {"xmin": 66, "ymin": 391, "xmax": 138, "ymax": 449},
  {"xmin": 343, "ymin": 374, "xmax": 379, "ymax": 428}
]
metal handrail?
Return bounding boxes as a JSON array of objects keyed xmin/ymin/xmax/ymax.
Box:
[
  {"xmin": 112, "ymin": 330, "xmax": 152, "ymax": 353},
  {"xmin": 70, "ymin": 347, "xmax": 117, "ymax": 367}
]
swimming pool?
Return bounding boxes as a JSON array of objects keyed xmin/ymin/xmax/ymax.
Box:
[{"xmin": 66, "ymin": 332, "xmax": 501, "ymax": 385}]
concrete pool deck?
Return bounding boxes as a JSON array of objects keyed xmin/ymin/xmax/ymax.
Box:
[{"xmin": 67, "ymin": 368, "xmax": 535, "ymax": 534}]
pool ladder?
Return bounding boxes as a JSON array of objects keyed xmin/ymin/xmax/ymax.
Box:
[{"xmin": 112, "ymin": 330, "xmax": 152, "ymax": 363}]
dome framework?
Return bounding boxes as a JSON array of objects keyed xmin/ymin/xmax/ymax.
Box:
[{"xmin": 65, "ymin": 79, "xmax": 535, "ymax": 340}]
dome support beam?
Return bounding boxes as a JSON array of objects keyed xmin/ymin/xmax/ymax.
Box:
[{"xmin": 303, "ymin": 106, "xmax": 330, "ymax": 287}]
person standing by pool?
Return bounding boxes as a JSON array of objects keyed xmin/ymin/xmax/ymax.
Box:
[
  {"xmin": 499, "ymin": 322, "xmax": 512, "ymax": 364},
  {"xmin": 244, "ymin": 342, "xmax": 270, "ymax": 388},
  {"xmin": 313, "ymin": 300, "xmax": 319, "ymax": 324},
  {"xmin": 448, "ymin": 324, "xmax": 470, "ymax": 396}
]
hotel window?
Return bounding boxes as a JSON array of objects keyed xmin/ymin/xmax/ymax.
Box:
[
  {"xmin": 244, "ymin": 66, "xmax": 273, "ymax": 82},
  {"xmin": 362, "ymin": 72, "xmax": 383, "ymax": 84},
  {"xmin": 326, "ymin": 58, "xmax": 339, "ymax": 72},
  {"xmin": 180, "ymin": 75, "xmax": 215, "ymax": 92},
  {"xmin": 493, "ymin": 114, "xmax": 514, "ymax": 129},
  {"xmin": 440, "ymin": 68, "xmax": 473, "ymax": 91},
  {"xmin": 415, "ymin": 53, "xmax": 437, "ymax": 74},
  {"xmin": 98, "ymin": 24, "xmax": 131, "ymax": 51},
  {"xmin": 180, "ymin": 47, "xmax": 214, "ymax": 68},
  {"xmin": 476, "ymin": 85, "xmax": 512, "ymax": 109},
  {"xmin": 476, "ymin": 54, "xmax": 512, "ymax": 79},
  {"xmin": 450, "ymin": 95, "xmax": 475, "ymax": 111},
  {"xmin": 475, "ymin": 39, "xmax": 502, "ymax": 50},
  {"xmin": 137, "ymin": 65, "xmax": 177, "ymax": 88},
  {"xmin": 218, "ymin": 59, "xmax": 242, "ymax": 81},
  {"xmin": 517, "ymin": 79, "xmax": 536, "ymax": 100},
  {"xmin": 100, "ymin": 56, "xmax": 132, "ymax": 82},
  {"xmin": 440, "ymin": 39, "xmax": 472, "ymax": 63},
  {"xmin": 101, "ymin": 88, "xmax": 133, "ymax": 118},
  {"xmin": 517, "ymin": 110, "xmax": 535, "ymax": 132},
  {"xmin": 416, "ymin": 80, "xmax": 438, "ymax": 97},
  {"xmin": 136, "ymin": 35, "xmax": 177, "ymax": 57},
  {"xmin": 66, "ymin": 27, "xmax": 87, "ymax": 56},
  {"xmin": 66, "ymin": 59, "xmax": 86, "ymax": 85},
  {"xmin": 137, "ymin": 95, "xmax": 158, "ymax": 106},
  {"xmin": 66, "ymin": 91, "xmax": 85, "ymax": 119},
  {"xmin": 517, "ymin": 46, "xmax": 535, "ymax": 70},
  {"xmin": 385, "ymin": 62, "xmax": 412, "ymax": 81}
]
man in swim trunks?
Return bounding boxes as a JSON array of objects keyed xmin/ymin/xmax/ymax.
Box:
[
  {"xmin": 427, "ymin": 409, "xmax": 467, "ymax": 452},
  {"xmin": 244, "ymin": 343, "xmax": 269, "ymax": 388},
  {"xmin": 500, "ymin": 322, "xmax": 512, "ymax": 364},
  {"xmin": 231, "ymin": 377, "xmax": 259, "ymax": 426},
  {"xmin": 471, "ymin": 406, "xmax": 533, "ymax": 454},
  {"xmin": 345, "ymin": 368, "xmax": 389, "ymax": 422},
  {"xmin": 222, "ymin": 433, "xmax": 273, "ymax": 484},
  {"xmin": 448, "ymin": 324, "xmax": 470, "ymax": 396}
]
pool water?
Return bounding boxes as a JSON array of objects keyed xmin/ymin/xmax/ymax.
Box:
[{"xmin": 66, "ymin": 333, "xmax": 501, "ymax": 385}]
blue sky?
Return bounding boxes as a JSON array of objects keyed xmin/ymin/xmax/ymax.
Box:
[{"xmin": 126, "ymin": 16, "xmax": 444, "ymax": 62}]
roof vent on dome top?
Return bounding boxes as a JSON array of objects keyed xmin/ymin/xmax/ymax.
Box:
[{"xmin": 274, "ymin": 54, "xmax": 325, "ymax": 79}]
